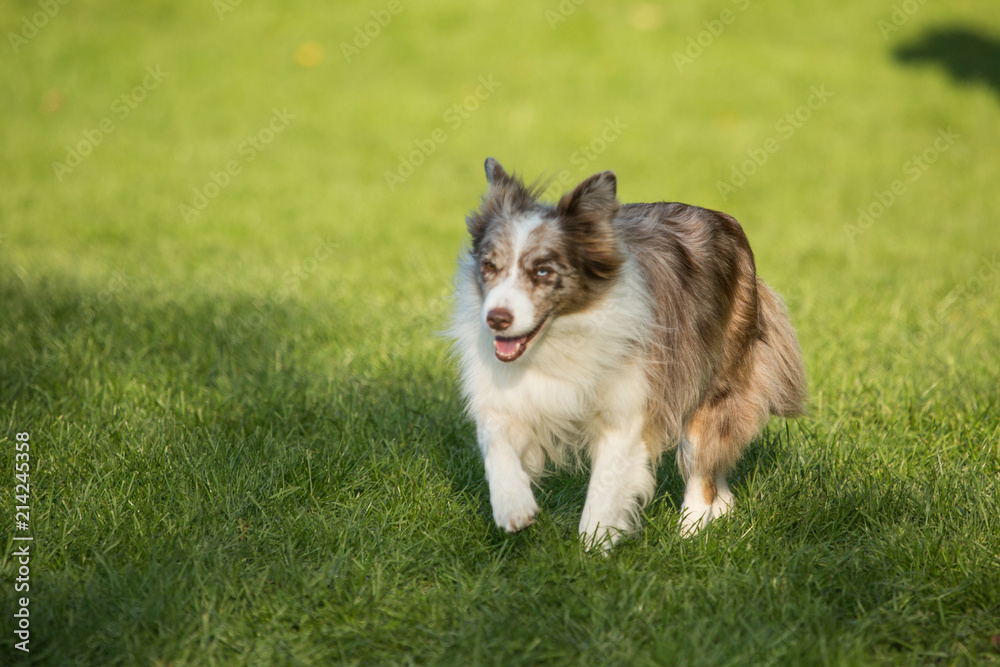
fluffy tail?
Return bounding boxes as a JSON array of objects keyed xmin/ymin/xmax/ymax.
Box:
[{"xmin": 755, "ymin": 280, "xmax": 808, "ymax": 417}]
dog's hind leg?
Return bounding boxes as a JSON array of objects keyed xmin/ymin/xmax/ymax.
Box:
[
  {"xmin": 679, "ymin": 389, "xmax": 768, "ymax": 536},
  {"xmin": 677, "ymin": 434, "xmax": 725, "ymax": 536},
  {"xmin": 678, "ymin": 284, "xmax": 806, "ymax": 536},
  {"xmin": 677, "ymin": 433, "xmax": 739, "ymax": 536}
]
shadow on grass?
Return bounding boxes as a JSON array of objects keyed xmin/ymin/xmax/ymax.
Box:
[
  {"xmin": 1, "ymin": 272, "xmax": 795, "ymax": 661},
  {"xmin": 0, "ymin": 273, "xmax": 490, "ymax": 661},
  {"xmin": 0, "ymin": 268, "xmax": 788, "ymax": 535},
  {"xmin": 894, "ymin": 26, "xmax": 1000, "ymax": 100}
]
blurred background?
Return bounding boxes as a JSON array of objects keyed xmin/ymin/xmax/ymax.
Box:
[
  {"xmin": 2, "ymin": 1, "xmax": 998, "ymax": 383},
  {"xmin": 3, "ymin": 1, "xmax": 998, "ymax": 362}
]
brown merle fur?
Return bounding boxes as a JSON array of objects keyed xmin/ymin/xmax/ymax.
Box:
[
  {"xmin": 465, "ymin": 159, "xmax": 806, "ymax": 485},
  {"xmin": 468, "ymin": 160, "xmax": 627, "ymax": 322}
]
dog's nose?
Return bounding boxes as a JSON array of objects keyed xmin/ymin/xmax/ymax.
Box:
[{"xmin": 487, "ymin": 308, "xmax": 513, "ymax": 332}]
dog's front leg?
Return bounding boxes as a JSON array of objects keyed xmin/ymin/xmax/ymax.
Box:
[
  {"xmin": 579, "ymin": 414, "xmax": 655, "ymax": 551},
  {"xmin": 477, "ymin": 414, "xmax": 539, "ymax": 533}
]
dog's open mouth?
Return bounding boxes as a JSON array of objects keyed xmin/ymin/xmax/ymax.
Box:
[{"xmin": 494, "ymin": 317, "xmax": 548, "ymax": 362}]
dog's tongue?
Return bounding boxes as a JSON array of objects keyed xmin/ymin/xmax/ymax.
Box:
[{"xmin": 494, "ymin": 335, "xmax": 526, "ymax": 362}]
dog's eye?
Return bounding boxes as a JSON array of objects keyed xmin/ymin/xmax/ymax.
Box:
[
  {"xmin": 534, "ymin": 267, "xmax": 551, "ymax": 279},
  {"xmin": 482, "ymin": 260, "xmax": 497, "ymax": 274}
]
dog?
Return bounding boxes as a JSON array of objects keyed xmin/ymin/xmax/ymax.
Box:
[{"xmin": 450, "ymin": 158, "xmax": 806, "ymax": 549}]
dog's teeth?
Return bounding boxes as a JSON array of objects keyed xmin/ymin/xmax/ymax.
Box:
[{"xmin": 495, "ymin": 338, "xmax": 520, "ymax": 357}]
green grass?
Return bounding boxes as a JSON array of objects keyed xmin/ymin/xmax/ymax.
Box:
[{"xmin": 2, "ymin": 0, "xmax": 1000, "ymax": 664}]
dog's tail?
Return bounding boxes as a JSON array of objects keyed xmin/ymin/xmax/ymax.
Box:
[{"xmin": 755, "ymin": 280, "xmax": 808, "ymax": 417}]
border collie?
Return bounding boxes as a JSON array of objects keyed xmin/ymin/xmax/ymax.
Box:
[{"xmin": 450, "ymin": 158, "xmax": 806, "ymax": 549}]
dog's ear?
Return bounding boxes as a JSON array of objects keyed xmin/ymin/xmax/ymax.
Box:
[
  {"xmin": 467, "ymin": 158, "xmax": 514, "ymax": 250},
  {"xmin": 556, "ymin": 171, "xmax": 622, "ymax": 280},
  {"xmin": 484, "ymin": 157, "xmax": 513, "ymax": 188},
  {"xmin": 469, "ymin": 158, "xmax": 537, "ymax": 247},
  {"xmin": 557, "ymin": 171, "xmax": 618, "ymax": 221}
]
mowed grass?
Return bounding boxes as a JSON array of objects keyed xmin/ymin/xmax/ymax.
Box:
[{"xmin": 2, "ymin": 0, "xmax": 999, "ymax": 664}]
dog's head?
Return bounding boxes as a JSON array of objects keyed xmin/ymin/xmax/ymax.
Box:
[{"xmin": 465, "ymin": 158, "xmax": 624, "ymax": 362}]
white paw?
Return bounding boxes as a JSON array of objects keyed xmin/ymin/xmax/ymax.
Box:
[
  {"xmin": 679, "ymin": 500, "xmax": 712, "ymax": 537},
  {"xmin": 491, "ymin": 482, "xmax": 539, "ymax": 533},
  {"xmin": 579, "ymin": 522, "xmax": 624, "ymax": 553},
  {"xmin": 711, "ymin": 483, "xmax": 734, "ymax": 519}
]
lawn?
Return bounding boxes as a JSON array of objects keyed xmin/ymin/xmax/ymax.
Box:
[{"xmin": 2, "ymin": 0, "xmax": 999, "ymax": 664}]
